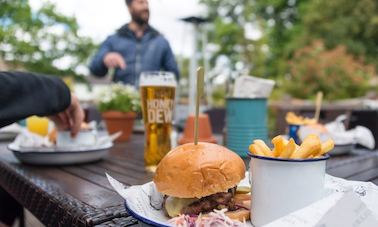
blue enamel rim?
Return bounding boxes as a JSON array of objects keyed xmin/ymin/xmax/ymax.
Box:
[
  {"xmin": 226, "ymin": 97, "xmax": 267, "ymax": 101},
  {"xmin": 248, "ymin": 152, "xmax": 330, "ymax": 162},
  {"xmin": 124, "ymin": 201, "xmax": 170, "ymax": 227},
  {"xmin": 335, "ymin": 143, "xmax": 354, "ymax": 147}
]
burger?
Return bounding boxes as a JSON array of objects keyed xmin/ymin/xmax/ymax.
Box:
[{"xmin": 153, "ymin": 142, "xmax": 250, "ymax": 221}]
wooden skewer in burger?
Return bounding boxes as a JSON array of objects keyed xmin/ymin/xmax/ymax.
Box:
[{"xmin": 153, "ymin": 67, "xmax": 251, "ymax": 221}]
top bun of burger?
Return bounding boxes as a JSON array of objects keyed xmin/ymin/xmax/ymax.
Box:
[{"xmin": 154, "ymin": 142, "xmax": 245, "ymax": 199}]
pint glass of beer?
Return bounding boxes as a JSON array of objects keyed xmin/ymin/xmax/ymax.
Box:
[{"xmin": 140, "ymin": 71, "xmax": 176, "ymax": 171}]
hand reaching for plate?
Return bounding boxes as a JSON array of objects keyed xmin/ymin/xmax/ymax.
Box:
[{"xmin": 49, "ymin": 94, "xmax": 84, "ymax": 137}]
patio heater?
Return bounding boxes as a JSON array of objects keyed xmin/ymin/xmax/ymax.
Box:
[
  {"xmin": 178, "ymin": 16, "xmax": 217, "ymax": 145},
  {"xmin": 180, "ymin": 16, "xmax": 210, "ymax": 114}
]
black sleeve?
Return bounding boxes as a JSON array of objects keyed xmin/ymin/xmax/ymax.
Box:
[{"xmin": 0, "ymin": 71, "xmax": 71, "ymax": 128}]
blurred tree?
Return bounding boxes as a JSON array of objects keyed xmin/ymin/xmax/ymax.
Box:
[
  {"xmin": 252, "ymin": 0, "xmax": 304, "ymax": 78},
  {"xmin": 202, "ymin": 0, "xmax": 378, "ymax": 78},
  {"xmin": 285, "ymin": 40, "xmax": 376, "ymax": 100},
  {"xmin": 210, "ymin": 84, "xmax": 226, "ymax": 107},
  {"xmin": 298, "ymin": 0, "xmax": 378, "ymax": 69},
  {"xmin": 254, "ymin": 0, "xmax": 378, "ymax": 76},
  {"xmin": 0, "ymin": 0, "xmax": 95, "ymax": 79},
  {"xmin": 177, "ymin": 56, "xmax": 190, "ymax": 100},
  {"xmin": 200, "ymin": 0, "xmax": 268, "ymax": 77}
]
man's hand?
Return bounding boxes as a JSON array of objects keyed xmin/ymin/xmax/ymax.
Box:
[
  {"xmin": 103, "ymin": 52, "xmax": 126, "ymax": 69},
  {"xmin": 49, "ymin": 94, "xmax": 84, "ymax": 137}
]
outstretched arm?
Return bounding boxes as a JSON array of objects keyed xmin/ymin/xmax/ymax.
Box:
[{"xmin": 0, "ymin": 71, "xmax": 83, "ymax": 136}]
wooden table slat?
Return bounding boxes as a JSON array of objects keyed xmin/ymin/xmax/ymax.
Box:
[
  {"xmin": 327, "ymin": 151, "xmax": 378, "ymax": 179},
  {"xmin": 92, "ymin": 162, "xmax": 151, "ymax": 183},
  {"xmin": 61, "ymin": 167, "xmax": 116, "ymax": 191},
  {"xmin": 348, "ymin": 167, "xmax": 378, "ymax": 182}
]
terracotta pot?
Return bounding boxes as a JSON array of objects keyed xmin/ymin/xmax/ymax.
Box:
[
  {"xmin": 178, "ymin": 114, "xmax": 217, "ymax": 145},
  {"xmin": 101, "ymin": 111, "xmax": 136, "ymax": 142}
]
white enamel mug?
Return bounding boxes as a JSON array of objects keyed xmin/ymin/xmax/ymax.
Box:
[{"xmin": 249, "ymin": 154, "xmax": 329, "ymax": 226}]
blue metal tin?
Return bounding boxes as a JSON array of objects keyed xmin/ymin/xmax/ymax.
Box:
[
  {"xmin": 288, "ymin": 124, "xmax": 301, "ymax": 144},
  {"xmin": 226, "ymin": 98, "xmax": 268, "ymax": 157}
]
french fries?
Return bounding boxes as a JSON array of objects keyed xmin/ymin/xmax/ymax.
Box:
[
  {"xmin": 236, "ymin": 186, "xmax": 251, "ymax": 194},
  {"xmin": 280, "ymin": 138, "xmax": 296, "ymax": 158},
  {"xmin": 286, "ymin": 112, "xmax": 317, "ymax": 125},
  {"xmin": 249, "ymin": 144, "xmax": 266, "ymax": 156},
  {"xmin": 272, "ymin": 136, "xmax": 287, "ymax": 157},
  {"xmin": 291, "ymin": 135, "xmax": 321, "ymax": 159},
  {"xmin": 318, "ymin": 139, "xmax": 335, "ymax": 156},
  {"xmin": 249, "ymin": 134, "xmax": 334, "ymax": 159},
  {"xmin": 254, "ymin": 140, "xmax": 275, "ymax": 157}
]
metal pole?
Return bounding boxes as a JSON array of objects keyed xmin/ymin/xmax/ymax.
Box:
[
  {"xmin": 201, "ymin": 25, "xmax": 211, "ymax": 105},
  {"xmin": 189, "ymin": 23, "xmax": 198, "ymax": 114}
]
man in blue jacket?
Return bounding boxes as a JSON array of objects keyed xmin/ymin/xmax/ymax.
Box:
[{"xmin": 89, "ymin": 0, "xmax": 179, "ymax": 86}]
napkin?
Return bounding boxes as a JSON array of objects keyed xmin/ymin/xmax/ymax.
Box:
[
  {"xmin": 233, "ymin": 75, "xmax": 275, "ymax": 98},
  {"xmin": 298, "ymin": 115, "xmax": 375, "ymax": 149},
  {"xmin": 265, "ymin": 175, "xmax": 378, "ymax": 227},
  {"xmin": 13, "ymin": 129, "xmax": 53, "ymax": 148},
  {"xmin": 106, "ymin": 174, "xmax": 169, "ymax": 225},
  {"xmin": 0, "ymin": 123, "xmax": 23, "ymax": 134}
]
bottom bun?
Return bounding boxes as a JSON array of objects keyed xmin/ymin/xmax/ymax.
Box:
[{"xmin": 224, "ymin": 209, "xmax": 250, "ymax": 221}]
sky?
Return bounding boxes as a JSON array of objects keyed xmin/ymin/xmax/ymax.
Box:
[{"xmin": 29, "ymin": 0, "xmax": 206, "ymax": 57}]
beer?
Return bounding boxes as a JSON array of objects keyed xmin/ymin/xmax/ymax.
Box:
[{"xmin": 140, "ymin": 72, "xmax": 176, "ymax": 172}]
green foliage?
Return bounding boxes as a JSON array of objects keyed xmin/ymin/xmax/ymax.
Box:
[
  {"xmin": 284, "ymin": 40, "xmax": 376, "ymax": 100},
  {"xmin": 0, "ymin": 0, "xmax": 95, "ymax": 79},
  {"xmin": 97, "ymin": 83, "xmax": 141, "ymax": 113},
  {"xmin": 299, "ymin": 0, "xmax": 378, "ymax": 68},
  {"xmin": 252, "ymin": 0, "xmax": 304, "ymax": 78},
  {"xmin": 201, "ymin": 0, "xmax": 378, "ymax": 100},
  {"xmin": 253, "ymin": 0, "xmax": 378, "ymax": 75},
  {"xmin": 177, "ymin": 56, "xmax": 190, "ymax": 99},
  {"xmin": 210, "ymin": 85, "xmax": 226, "ymax": 107},
  {"xmin": 200, "ymin": 0, "xmax": 268, "ymax": 77}
]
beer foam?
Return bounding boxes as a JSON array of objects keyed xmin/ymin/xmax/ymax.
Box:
[{"xmin": 139, "ymin": 71, "xmax": 177, "ymax": 87}]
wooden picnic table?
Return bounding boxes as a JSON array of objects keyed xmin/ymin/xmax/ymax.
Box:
[{"xmin": 1, "ymin": 134, "xmax": 378, "ymax": 226}]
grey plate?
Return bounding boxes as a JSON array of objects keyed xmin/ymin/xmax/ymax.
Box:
[
  {"xmin": 8, "ymin": 142, "xmax": 112, "ymax": 165},
  {"xmin": 0, "ymin": 132, "xmax": 18, "ymax": 141},
  {"xmin": 329, "ymin": 144, "xmax": 354, "ymax": 156}
]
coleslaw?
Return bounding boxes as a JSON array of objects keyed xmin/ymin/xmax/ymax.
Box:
[{"xmin": 169, "ymin": 209, "xmax": 248, "ymax": 227}]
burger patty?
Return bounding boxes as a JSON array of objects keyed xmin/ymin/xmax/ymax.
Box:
[{"xmin": 181, "ymin": 191, "xmax": 237, "ymax": 215}]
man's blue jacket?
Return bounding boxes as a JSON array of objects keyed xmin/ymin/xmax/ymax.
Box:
[{"xmin": 89, "ymin": 24, "xmax": 179, "ymax": 86}]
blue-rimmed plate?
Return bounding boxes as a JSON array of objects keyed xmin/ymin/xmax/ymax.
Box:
[
  {"xmin": 124, "ymin": 200, "xmax": 169, "ymax": 227},
  {"xmin": 115, "ymin": 174, "xmax": 252, "ymax": 227},
  {"xmin": 114, "ymin": 180, "xmax": 171, "ymax": 227}
]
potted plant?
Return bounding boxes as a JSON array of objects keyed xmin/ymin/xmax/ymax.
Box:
[{"xmin": 97, "ymin": 83, "xmax": 140, "ymax": 142}]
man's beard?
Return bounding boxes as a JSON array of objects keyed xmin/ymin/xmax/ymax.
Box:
[{"xmin": 131, "ymin": 11, "xmax": 149, "ymax": 26}]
